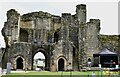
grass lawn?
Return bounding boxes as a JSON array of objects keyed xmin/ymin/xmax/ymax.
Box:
[{"xmin": 1, "ymin": 71, "xmax": 120, "ymax": 77}]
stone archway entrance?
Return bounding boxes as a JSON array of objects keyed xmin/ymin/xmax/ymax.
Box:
[
  {"xmin": 16, "ymin": 57, "xmax": 23, "ymax": 69},
  {"xmin": 32, "ymin": 48, "xmax": 49, "ymax": 71},
  {"xmin": 58, "ymin": 58, "xmax": 64, "ymax": 71},
  {"xmin": 33, "ymin": 52, "xmax": 45, "ymax": 71}
]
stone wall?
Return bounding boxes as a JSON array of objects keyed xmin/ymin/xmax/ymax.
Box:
[
  {"xmin": 1, "ymin": 4, "xmax": 120, "ymax": 71},
  {"xmin": 2, "ymin": 9, "xmax": 20, "ymax": 47},
  {"xmin": 99, "ymin": 35, "xmax": 120, "ymax": 53},
  {"xmin": 85, "ymin": 19, "xmax": 100, "ymax": 62}
]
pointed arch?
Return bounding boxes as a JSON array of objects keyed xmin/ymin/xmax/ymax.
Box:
[
  {"xmin": 32, "ymin": 48, "xmax": 49, "ymax": 71},
  {"xmin": 15, "ymin": 56, "xmax": 25, "ymax": 70},
  {"xmin": 57, "ymin": 56, "xmax": 67, "ymax": 71}
]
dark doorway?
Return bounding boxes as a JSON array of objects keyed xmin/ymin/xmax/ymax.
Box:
[
  {"xmin": 16, "ymin": 57, "xmax": 23, "ymax": 69},
  {"xmin": 88, "ymin": 58, "xmax": 91, "ymax": 62},
  {"xmin": 73, "ymin": 47, "xmax": 78, "ymax": 70},
  {"xmin": 58, "ymin": 58, "xmax": 64, "ymax": 71},
  {"xmin": 54, "ymin": 29, "xmax": 59, "ymax": 43}
]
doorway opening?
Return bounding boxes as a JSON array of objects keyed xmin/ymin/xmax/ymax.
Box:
[
  {"xmin": 33, "ymin": 52, "xmax": 45, "ymax": 71},
  {"xmin": 58, "ymin": 58, "xmax": 64, "ymax": 71},
  {"xmin": 16, "ymin": 57, "xmax": 23, "ymax": 69}
]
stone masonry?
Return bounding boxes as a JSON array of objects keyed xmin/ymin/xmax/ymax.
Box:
[{"xmin": 1, "ymin": 4, "xmax": 120, "ymax": 71}]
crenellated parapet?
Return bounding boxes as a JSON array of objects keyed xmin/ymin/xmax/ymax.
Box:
[
  {"xmin": 89, "ymin": 19, "xmax": 101, "ymax": 33},
  {"xmin": 76, "ymin": 4, "xmax": 86, "ymax": 24}
]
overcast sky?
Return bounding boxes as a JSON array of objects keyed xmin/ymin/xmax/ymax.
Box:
[{"xmin": 0, "ymin": 0, "xmax": 119, "ymax": 48}]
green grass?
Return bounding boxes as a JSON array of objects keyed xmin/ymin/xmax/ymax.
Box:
[
  {"xmin": 1, "ymin": 71, "xmax": 120, "ymax": 77},
  {"xmin": 10, "ymin": 71, "xmax": 93, "ymax": 75}
]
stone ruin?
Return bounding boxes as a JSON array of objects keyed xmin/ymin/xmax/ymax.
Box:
[{"xmin": 0, "ymin": 4, "xmax": 120, "ymax": 71}]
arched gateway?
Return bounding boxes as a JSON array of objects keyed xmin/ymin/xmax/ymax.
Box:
[{"xmin": 32, "ymin": 48, "xmax": 49, "ymax": 71}]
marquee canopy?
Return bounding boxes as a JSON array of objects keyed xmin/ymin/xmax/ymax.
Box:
[{"xmin": 93, "ymin": 48, "xmax": 119, "ymax": 57}]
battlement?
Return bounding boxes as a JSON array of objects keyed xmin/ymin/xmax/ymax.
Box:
[
  {"xmin": 90, "ymin": 19, "xmax": 100, "ymax": 24},
  {"xmin": 62, "ymin": 13, "xmax": 71, "ymax": 17},
  {"xmin": 62, "ymin": 13, "xmax": 71, "ymax": 20},
  {"xmin": 76, "ymin": 4, "xmax": 86, "ymax": 10},
  {"xmin": 76, "ymin": 4, "xmax": 86, "ymax": 23},
  {"xmin": 52, "ymin": 16, "xmax": 61, "ymax": 23}
]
